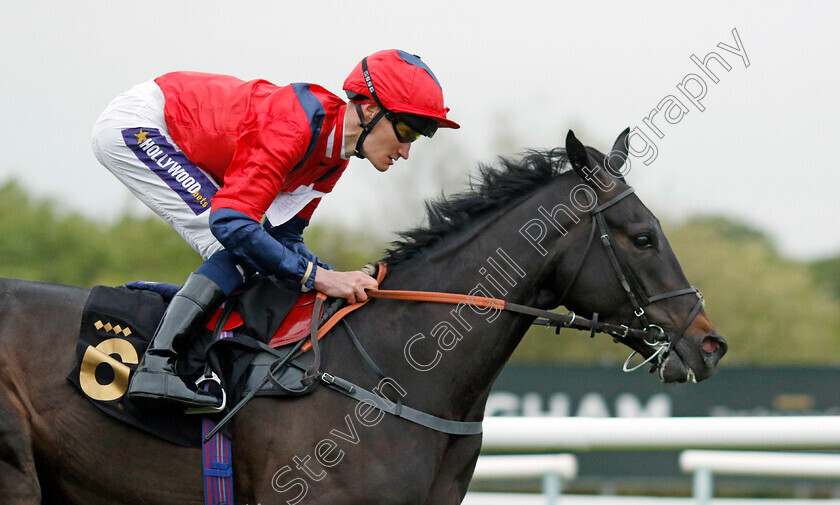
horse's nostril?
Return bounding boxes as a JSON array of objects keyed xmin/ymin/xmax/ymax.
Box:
[{"xmin": 702, "ymin": 335, "xmax": 727, "ymax": 355}]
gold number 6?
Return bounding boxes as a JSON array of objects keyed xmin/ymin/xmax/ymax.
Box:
[{"xmin": 79, "ymin": 338, "xmax": 139, "ymax": 402}]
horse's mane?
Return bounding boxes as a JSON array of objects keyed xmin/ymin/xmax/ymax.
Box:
[{"xmin": 384, "ymin": 148, "xmax": 572, "ymax": 266}]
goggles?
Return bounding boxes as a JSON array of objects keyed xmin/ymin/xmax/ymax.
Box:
[{"xmin": 386, "ymin": 111, "xmax": 438, "ymax": 143}]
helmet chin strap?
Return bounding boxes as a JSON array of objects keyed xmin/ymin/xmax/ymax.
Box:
[{"xmin": 353, "ymin": 103, "xmax": 386, "ymax": 159}]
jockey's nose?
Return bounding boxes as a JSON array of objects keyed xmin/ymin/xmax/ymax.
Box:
[{"xmin": 398, "ymin": 142, "xmax": 411, "ymax": 160}]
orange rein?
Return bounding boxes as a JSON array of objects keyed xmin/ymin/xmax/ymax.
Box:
[{"xmin": 300, "ymin": 264, "xmax": 506, "ymax": 352}]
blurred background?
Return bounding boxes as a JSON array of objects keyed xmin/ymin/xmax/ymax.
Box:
[{"xmin": 2, "ymin": 0, "xmax": 839, "ymax": 500}]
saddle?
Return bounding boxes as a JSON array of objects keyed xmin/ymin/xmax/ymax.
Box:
[{"xmin": 67, "ymin": 274, "xmax": 344, "ymax": 447}]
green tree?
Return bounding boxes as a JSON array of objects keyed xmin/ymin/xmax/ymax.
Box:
[
  {"xmin": 811, "ymin": 255, "xmax": 840, "ymax": 299},
  {"xmin": 1, "ymin": 180, "xmax": 108, "ymax": 285},
  {"xmin": 303, "ymin": 224, "xmax": 386, "ymax": 272},
  {"xmin": 670, "ymin": 218, "xmax": 840, "ymax": 364},
  {"xmin": 0, "ymin": 179, "xmax": 198, "ymax": 286}
]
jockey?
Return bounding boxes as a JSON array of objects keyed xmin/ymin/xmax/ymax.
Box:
[{"xmin": 90, "ymin": 50, "xmax": 459, "ymax": 410}]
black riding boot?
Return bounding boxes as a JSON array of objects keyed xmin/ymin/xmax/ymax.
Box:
[{"xmin": 127, "ymin": 273, "xmax": 225, "ymax": 409}]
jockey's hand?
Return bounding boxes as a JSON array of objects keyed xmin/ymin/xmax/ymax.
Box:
[{"xmin": 312, "ymin": 267, "xmax": 379, "ymax": 304}]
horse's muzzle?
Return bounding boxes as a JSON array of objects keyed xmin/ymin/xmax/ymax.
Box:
[{"xmin": 659, "ymin": 332, "xmax": 728, "ymax": 383}]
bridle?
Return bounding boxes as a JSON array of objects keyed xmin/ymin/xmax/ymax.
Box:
[{"xmin": 555, "ymin": 185, "xmax": 705, "ymax": 374}]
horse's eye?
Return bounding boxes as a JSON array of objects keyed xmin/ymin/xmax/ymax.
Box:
[{"xmin": 633, "ymin": 234, "xmax": 653, "ymax": 248}]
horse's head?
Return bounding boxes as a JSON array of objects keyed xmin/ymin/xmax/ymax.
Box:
[{"xmin": 547, "ymin": 129, "xmax": 727, "ymax": 383}]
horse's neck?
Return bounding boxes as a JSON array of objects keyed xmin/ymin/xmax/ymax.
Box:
[{"xmin": 374, "ymin": 207, "xmax": 557, "ymax": 421}]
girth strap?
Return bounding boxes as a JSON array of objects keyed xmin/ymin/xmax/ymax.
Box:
[
  {"xmin": 319, "ymin": 373, "xmax": 483, "ymax": 435},
  {"xmin": 301, "ymin": 293, "xmax": 326, "ymax": 385}
]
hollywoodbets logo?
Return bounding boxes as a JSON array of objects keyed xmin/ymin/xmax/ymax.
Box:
[{"xmin": 123, "ymin": 128, "xmax": 217, "ymax": 215}]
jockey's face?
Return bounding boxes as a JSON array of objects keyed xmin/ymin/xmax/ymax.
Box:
[{"xmin": 359, "ymin": 104, "xmax": 412, "ymax": 172}]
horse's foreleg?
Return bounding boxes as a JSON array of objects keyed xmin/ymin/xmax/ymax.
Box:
[
  {"xmin": 0, "ymin": 381, "xmax": 41, "ymax": 504},
  {"xmin": 423, "ymin": 436, "xmax": 483, "ymax": 505}
]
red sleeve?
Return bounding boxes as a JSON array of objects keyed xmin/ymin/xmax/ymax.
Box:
[{"xmin": 210, "ymin": 97, "xmax": 311, "ymax": 221}]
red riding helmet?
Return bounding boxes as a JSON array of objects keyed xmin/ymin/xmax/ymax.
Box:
[{"xmin": 343, "ymin": 49, "xmax": 460, "ymax": 131}]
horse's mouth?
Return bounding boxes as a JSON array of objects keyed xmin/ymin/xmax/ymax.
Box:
[{"xmin": 658, "ymin": 334, "xmax": 728, "ymax": 383}]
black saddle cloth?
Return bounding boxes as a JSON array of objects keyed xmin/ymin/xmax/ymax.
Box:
[{"xmin": 67, "ymin": 275, "xmax": 319, "ymax": 447}]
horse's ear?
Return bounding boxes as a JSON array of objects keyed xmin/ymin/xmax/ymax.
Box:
[
  {"xmin": 565, "ymin": 130, "xmax": 590, "ymax": 178},
  {"xmin": 610, "ymin": 127, "xmax": 630, "ymax": 159},
  {"xmin": 605, "ymin": 127, "xmax": 631, "ymax": 182}
]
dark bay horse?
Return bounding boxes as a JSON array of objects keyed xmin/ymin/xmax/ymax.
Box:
[{"xmin": 0, "ymin": 130, "xmax": 726, "ymax": 504}]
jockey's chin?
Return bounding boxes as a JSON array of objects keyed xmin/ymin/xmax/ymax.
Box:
[
  {"xmin": 372, "ymin": 156, "xmax": 394, "ymax": 172},
  {"xmin": 369, "ymin": 149, "xmax": 407, "ymax": 172}
]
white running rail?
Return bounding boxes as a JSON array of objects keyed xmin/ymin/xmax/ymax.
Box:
[
  {"xmin": 482, "ymin": 417, "xmax": 840, "ymax": 451},
  {"xmin": 680, "ymin": 450, "xmax": 840, "ymax": 505},
  {"xmin": 471, "ymin": 454, "xmax": 578, "ymax": 505}
]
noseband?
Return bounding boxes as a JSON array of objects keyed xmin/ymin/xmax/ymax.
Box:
[{"xmin": 556, "ymin": 186, "xmax": 705, "ymax": 373}]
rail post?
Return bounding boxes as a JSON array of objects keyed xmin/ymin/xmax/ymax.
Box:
[
  {"xmin": 692, "ymin": 466, "xmax": 713, "ymax": 505},
  {"xmin": 542, "ymin": 471, "xmax": 561, "ymax": 505}
]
